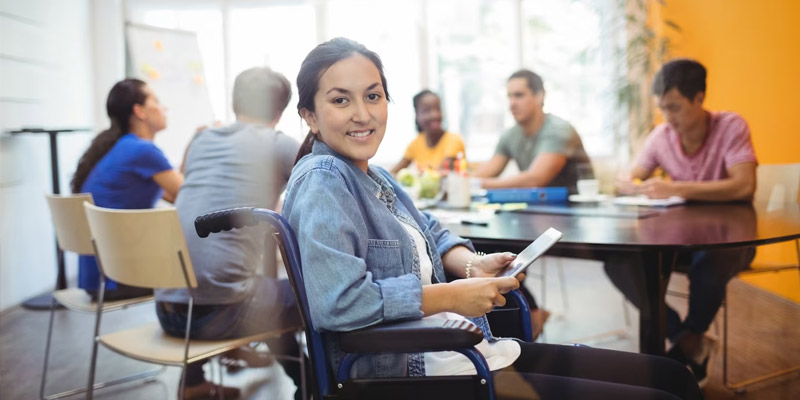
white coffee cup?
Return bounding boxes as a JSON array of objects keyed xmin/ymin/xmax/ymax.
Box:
[
  {"xmin": 447, "ymin": 175, "xmax": 471, "ymax": 208},
  {"xmin": 577, "ymin": 179, "xmax": 599, "ymax": 197}
]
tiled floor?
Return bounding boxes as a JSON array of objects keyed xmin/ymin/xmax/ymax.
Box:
[{"xmin": 1, "ymin": 256, "xmax": 798, "ymax": 399}]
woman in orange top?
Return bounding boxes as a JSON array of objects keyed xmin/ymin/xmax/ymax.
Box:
[{"xmin": 391, "ymin": 90, "xmax": 466, "ymax": 174}]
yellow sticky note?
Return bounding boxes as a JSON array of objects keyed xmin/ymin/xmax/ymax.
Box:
[{"xmin": 501, "ymin": 203, "xmax": 528, "ymax": 211}]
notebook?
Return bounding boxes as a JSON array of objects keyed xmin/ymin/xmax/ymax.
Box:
[{"xmin": 613, "ymin": 195, "xmax": 686, "ymax": 207}]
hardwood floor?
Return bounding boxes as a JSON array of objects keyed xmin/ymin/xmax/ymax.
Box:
[
  {"xmin": 530, "ymin": 257, "xmax": 800, "ymax": 400},
  {"xmin": 1, "ymin": 257, "xmax": 798, "ymax": 399},
  {"xmin": 0, "ymin": 300, "xmax": 294, "ymax": 399}
]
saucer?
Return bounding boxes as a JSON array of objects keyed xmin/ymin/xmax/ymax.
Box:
[{"xmin": 569, "ymin": 194, "xmax": 609, "ymax": 203}]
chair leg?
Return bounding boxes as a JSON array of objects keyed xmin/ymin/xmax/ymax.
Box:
[
  {"xmin": 178, "ymin": 364, "xmax": 186, "ymax": 400},
  {"xmin": 299, "ymin": 337, "xmax": 308, "ymax": 400},
  {"xmin": 539, "ymin": 258, "xmax": 547, "ymax": 311},
  {"xmin": 216, "ymin": 358, "xmax": 224, "ymax": 400},
  {"xmin": 556, "ymin": 258, "xmax": 569, "ymax": 312},
  {"xmin": 39, "ymin": 297, "xmax": 58, "ymax": 399},
  {"xmin": 540, "ymin": 259, "xmax": 547, "ymax": 342},
  {"xmin": 793, "ymin": 239, "xmax": 800, "ymax": 312},
  {"xmin": 86, "ymin": 285, "xmax": 106, "ymax": 400},
  {"xmin": 723, "ymin": 288, "xmax": 732, "ymax": 390},
  {"xmin": 622, "ymin": 298, "xmax": 631, "ymax": 329},
  {"xmin": 722, "ymin": 278, "xmax": 800, "ymax": 392},
  {"xmin": 40, "ymin": 294, "xmax": 162, "ymax": 399}
]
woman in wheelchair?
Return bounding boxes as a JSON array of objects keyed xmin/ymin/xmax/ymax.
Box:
[{"xmin": 282, "ymin": 37, "xmax": 702, "ymax": 400}]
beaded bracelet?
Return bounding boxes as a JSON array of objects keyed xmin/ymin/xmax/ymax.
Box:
[{"xmin": 465, "ymin": 251, "xmax": 486, "ymax": 278}]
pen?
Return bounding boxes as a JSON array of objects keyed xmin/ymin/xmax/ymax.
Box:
[{"xmin": 461, "ymin": 220, "xmax": 488, "ymax": 227}]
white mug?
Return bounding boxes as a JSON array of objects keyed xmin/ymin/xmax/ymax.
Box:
[
  {"xmin": 577, "ymin": 179, "xmax": 599, "ymax": 197},
  {"xmin": 447, "ymin": 175, "xmax": 471, "ymax": 208}
]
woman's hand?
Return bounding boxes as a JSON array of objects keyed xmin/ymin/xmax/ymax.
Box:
[
  {"xmin": 446, "ymin": 277, "xmax": 521, "ymax": 317},
  {"xmin": 470, "ymin": 252, "xmax": 516, "ymax": 277}
]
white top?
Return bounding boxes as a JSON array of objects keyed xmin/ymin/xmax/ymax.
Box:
[{"xmin": 397, "ymin": 218, "xmax": 521, "ymax": 376}]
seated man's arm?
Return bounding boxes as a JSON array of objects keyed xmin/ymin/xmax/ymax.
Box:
[
  {"xmin": 480, "ymin": 153, "xmax": 566, "ymax": 189},
  {"xmin": 473, "ymin": 154, "xmax": 510, "ymax": 178},
  {"xmin": 616, "ymin": 165, "xmax": 654, "ymax": 195},
  {"xmin": 641, "ymin": 162, "xmax": 757, "ymax": 201}
]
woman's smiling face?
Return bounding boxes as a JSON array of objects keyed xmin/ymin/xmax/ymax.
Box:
[{"xmin": 302, "ymin": 53, "xmax": 388, "ymax": 171}]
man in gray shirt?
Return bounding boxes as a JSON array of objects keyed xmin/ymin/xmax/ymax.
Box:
[
  {"xmin": 474, "ymin": 69, "xmax": 591, "ymax": 194},
  {"xmin": 155, "ymin": 67, "xmax": 304, "ymax": 399}
]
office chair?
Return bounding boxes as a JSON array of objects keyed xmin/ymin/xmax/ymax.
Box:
[{"xmin": 194, "ymin": 207, "xmax": 534, "ymax": 400}]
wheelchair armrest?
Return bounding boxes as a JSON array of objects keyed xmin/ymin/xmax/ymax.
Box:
[{"xmin": 339, "ymin": 319, "xmax": 483, "ymax": 354}]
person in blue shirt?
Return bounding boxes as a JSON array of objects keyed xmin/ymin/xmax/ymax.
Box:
[
  {"xmin": 282, "ymin": 37, "xmax": 701, "ymax": 400},
  {"xmin": 70, "ymin": 78, "xmax": 183, "ymax": 301}
]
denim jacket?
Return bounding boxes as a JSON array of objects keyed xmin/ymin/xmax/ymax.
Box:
[{"xmin": 283, "ymin": 140, "xmax": 496, "ymax": 379}]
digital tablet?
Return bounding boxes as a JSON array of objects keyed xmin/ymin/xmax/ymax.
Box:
[{"xmin": 499, "ymin": 228, "xmax": 563, "ymax": 277}]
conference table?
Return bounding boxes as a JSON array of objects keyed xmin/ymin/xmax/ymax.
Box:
[{"xmin": 436, "ymin": 200, "xmax": 800, "ymax": 356}]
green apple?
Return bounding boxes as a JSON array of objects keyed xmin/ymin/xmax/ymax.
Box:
[
  {"xmin": 418, "ymin": 170, "xmax": 441, "ymax": 199},
  {"xmin": 397, "ymin": 168, "xmax": 416, "ymax": 187}
]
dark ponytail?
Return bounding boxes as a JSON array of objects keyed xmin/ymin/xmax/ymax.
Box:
[
  {"xmin": 294, "ymin": 132, "xmax": 317, "ymax": 165},
  {"xmin": 293, "ymin": 37, "xmax": 391, "ymax": 165},
  {"xmin": 71, "ymin": 79, "xmax": 147, "ymax": 193}
]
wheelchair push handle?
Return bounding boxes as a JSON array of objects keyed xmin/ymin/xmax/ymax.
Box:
[{"xmin": 194, "ymin": 207, "xmax": 257, "ymax": 237}]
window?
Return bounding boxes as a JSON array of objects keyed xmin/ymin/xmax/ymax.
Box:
[
  {"xmin": 520, "ymin": 0, "xmax": 626, "ymax": 158},
  {"xmin": 426, "ymin": 0, "xmax": 519, "ymax": 162},
  {"xmin": 227, "ymin": 3, "xmax": 316, "ymax": 137},
  {"xmin": 126, "ymin": 0, "xmax": 625, "ymax": 165},
  {"xmin": 323, "ymin": 0, "xmax": 423, "ymax": 165}
]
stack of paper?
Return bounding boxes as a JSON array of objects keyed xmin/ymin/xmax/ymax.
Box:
[{"xmin": 613, "ymin": 195, "xmax": 686, "ymax": 207}]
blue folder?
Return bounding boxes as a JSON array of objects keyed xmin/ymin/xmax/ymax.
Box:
[{"xmin": 486, "ymin": 187, "xmax": 568, "ymax": 204}]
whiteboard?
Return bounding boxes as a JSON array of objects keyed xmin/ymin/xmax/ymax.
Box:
[{"xmin": 125, "ymin": 23, "xmax": 214, "ymax": 165}]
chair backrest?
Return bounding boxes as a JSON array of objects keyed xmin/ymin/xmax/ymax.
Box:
[
  {"xmin": 83, "ymin": 202, "xmax": 197, "ymax": 290},
  {"xmin": 45, "ymin": 193, "xmax": 95, "ymax": 255},
  {"xmin": 755, "ymin": 163, "xmax": 800, "ymax": 204},
  {"xmin": 252, "ymin": 209, "xmax": 332, "ymax": 399}
]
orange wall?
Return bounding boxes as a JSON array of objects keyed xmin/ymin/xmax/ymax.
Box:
[
  {"xmin": 660, "ymin": 0, "xmax": 800, "ymax": 164},
  {"xmin": 658, "ymin": 1, "xmax": 800, "ymax": 302}
]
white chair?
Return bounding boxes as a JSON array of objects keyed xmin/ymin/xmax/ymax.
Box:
[
  {"xmin": 41, "ymin": 194, "xmax": 158, "ymax": 400},
  {"xmin": 722, "ymin": 163, "xmax": 800, "ymax": 391},
  {"xmin": 83, "ymin": 203, "xmax": 287, "ymax": 399},
  {"xmin": 755, "ymin": 162, "xmax": 800, "ymax": 206},
  {"xmin": 667, "ymin": 163, "xmax": 800, "ymax": 391}
]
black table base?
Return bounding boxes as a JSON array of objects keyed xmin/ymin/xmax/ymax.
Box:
[{"xmin": 7, "ymin": 127, "xmax": 90, "ymax": 311}]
